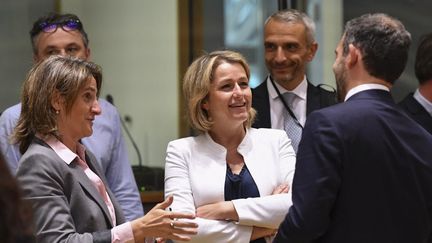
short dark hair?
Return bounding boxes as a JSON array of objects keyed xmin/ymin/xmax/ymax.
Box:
[
  {"xmin": 415, "ymin": 33, "xmax": 432, "ymax": 84},
  {"xmin": 265, "ymin": 9, "xmax": 316, "ymax": 45},
  {"xmin": 29, "ymin": 13, "xmax": 89, "ymax": 55},
  {"xmin": 343, "ymin": 13, "xmax": 411, "ymax": 84}
]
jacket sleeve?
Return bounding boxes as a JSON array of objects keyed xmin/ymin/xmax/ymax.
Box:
[
  {"xmin": 232, "ymin": 131, "xmax": 296, "ymax": 228},
  {"xmin": 0, "ymin": 106, "xmax": 22, "ymax": 175}
]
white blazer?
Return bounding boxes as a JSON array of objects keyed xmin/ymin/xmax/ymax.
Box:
[{"xmin": 165, "ymin": 128, "xmax": 296, "ymax": 243}]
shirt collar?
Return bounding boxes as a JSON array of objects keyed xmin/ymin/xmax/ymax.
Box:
[
  {"xmin": 344, "ymin": 83, "xmax": 390, "ymax": 101},
  {"xmin": 41, "ymin": 135, "xmax": 85, "ymax": 165},
  {"xmin": 414, "ymin": 89, "xmax": 432, "ymax": 115},
  {"xmin": 267, "ymin": 75, "xmax": 307, "ymax": 101}
]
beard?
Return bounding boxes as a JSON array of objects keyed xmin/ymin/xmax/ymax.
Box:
[
  {"xmin": 273, "ymin": 71, "xmax": 295, "ymax": 85},
  {"xmin": 269, "ymin": 62, "xmax": 303, "ymax": 88},
  {"xmin": 334, "ymin": 61, "xmax": 348, "ymax": 102}
]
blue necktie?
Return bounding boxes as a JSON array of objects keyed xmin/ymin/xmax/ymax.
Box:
[{"xmin": 282, "ymin": 92, "xmax": 302, "ymax": 153}]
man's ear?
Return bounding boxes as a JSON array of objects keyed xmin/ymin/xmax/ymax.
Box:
[
  {"xmin": 33, "ymin": 53, "xmax": 41, "ymax": 63},
  {"xmin": 85, "ymin": 48, "xmax": 91, "ymax": 61},
  {"xmin": 346, "ymin": 44, "xmax": 359, "ymax": 68},
  {"xmin": 306, "ymin": 42, "xmax": 318, "ymax": 62}
]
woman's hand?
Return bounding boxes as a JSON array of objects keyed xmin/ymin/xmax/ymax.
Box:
[
  {"xmin": 196, "ymin": 201, "xmax": 239, "ymax": 221},
  {"xmin": 131, "ymin": 195, "xmax": 198, "ymax": 241},
  {"xmin": 251, "ymin": 226, "xmax": 277, "ymax": 240},
  {"xmin": 272, "ymin": 183, "xmax": 290, "ymax": 195}
]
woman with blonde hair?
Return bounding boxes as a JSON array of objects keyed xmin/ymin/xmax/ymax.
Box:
[
  {"xmin": 164, "ymin": 50, "xmax": 296, "ymax": 242},
  {"xmin": 14, "ymin": 55, "xmax": 197, "ymax": 243}
]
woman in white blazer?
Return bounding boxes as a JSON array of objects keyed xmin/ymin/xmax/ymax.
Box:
[{"xmin": 165, "ymin": 50, "xmax": 296, "ymax": 243}]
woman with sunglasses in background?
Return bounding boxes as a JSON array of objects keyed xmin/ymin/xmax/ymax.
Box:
[{"xmin": 13, "ymin": 55, "xmax": 197, "ymax": 243}]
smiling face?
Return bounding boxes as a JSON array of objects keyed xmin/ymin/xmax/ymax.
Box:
[
  {"xmin": 55, "ymin": 77, "xmax": 101, "ymax": 143},
  {"xmin": 202, "ymin": 62, "xmax": 252, "ymax": 128},
  {"xmin": 34, "ymin": 29, "xmax": 90, "ymax": 62},
  {"xmin": 264, "ymin": 20, "xmax": 317, "ymax": 90}
]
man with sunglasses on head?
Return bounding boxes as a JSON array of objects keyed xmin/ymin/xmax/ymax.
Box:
[{"xmin": 0, "ymin": 13, "xmax": 144, "ymax": 221}]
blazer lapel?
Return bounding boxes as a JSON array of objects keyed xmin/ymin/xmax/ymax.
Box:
[
  {"xmin": 306, "ymin": 82, "xmax": 321, "ymax": 115},
  {"xmin": 252, "ymin": 79, "xmax": 272, "ymax": 128},
  {"xmin": 405, "ymin": 95, "xmax": 429, "ymax": 115},
  {"xmin": 69, "ymin": 160, "xmax": 114, "ymax": 228},
  {"xmin": 402, "ymin": 95, "xmax": 432, "ymax": 133}
]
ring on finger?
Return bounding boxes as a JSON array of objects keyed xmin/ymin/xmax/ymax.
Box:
[{"xmin": 170, "ymin": 222, "xmax": 175, "ymax": 228}]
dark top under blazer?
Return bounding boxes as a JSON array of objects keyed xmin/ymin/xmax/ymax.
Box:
[
  {"xmin": 274, "ymin": 90, "xmax": 432, "ymax": 243},
  {"xmin": 398, "ymin": 93, "xmax": 432, "ymax": 134},
  {"xmin": 252, "ymin": 79, "xmax": 337, "ymax": 128},
  {"xmin": 16, "ymin": 138, "xmax": 126, "ymax": 243}
]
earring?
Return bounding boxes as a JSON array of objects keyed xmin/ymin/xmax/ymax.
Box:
[{"xmin": 55, "ymin": 110, "xmax": 59, "ymax": 115}]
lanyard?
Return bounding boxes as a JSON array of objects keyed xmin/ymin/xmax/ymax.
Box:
[{"xmin": 269, "ymin": 76, "xmax": 304, "ymax": 129}]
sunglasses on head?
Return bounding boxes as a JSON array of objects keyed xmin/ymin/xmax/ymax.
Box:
[{"xmin": 37, "ymin": 19, "xmax": 82, "ymax": 33}]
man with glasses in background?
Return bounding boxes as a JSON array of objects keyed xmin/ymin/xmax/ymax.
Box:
[{"xmin": 0, "ymin": 13, "xmax": 144, "ymax": 221}]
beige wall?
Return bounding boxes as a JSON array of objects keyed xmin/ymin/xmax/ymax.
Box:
[{"xmin": 61, "ymin": 0, "xmax": 179, "ymax": 167}]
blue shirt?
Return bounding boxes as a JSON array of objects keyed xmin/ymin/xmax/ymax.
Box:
[{"xmin": 0, "ymin": 99, "xmax": 144, "ymax": 221}]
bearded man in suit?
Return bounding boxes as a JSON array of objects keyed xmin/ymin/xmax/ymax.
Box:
[{"xmin": 274, "ymin": 13, "xmax": 432, "ymax": 243}]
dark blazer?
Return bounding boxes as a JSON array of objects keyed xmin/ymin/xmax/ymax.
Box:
[
  {"xmin": 398, "ymin": 93, "xmax": 432, "ymax": 134},
  {"xmin": 274, "ymin": 90, "xmax": 432, "ymax": 243},
  {"xmin": 16, "ymin": 138, "xmax": 126, "ymax": 243},
  {"xmin": 252, "ymin": 79, "xmax": 337, "ymax": 128}
]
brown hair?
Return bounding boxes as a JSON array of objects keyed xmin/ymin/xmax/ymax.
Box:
[{"xmin": 12, "ymin": 55, "xmax": 102, "ymax": 154}]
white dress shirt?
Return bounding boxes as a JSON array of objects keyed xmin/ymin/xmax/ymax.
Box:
[
  {"xmin": 267, "ymin": 76, "xmax": 308, "ymax": 128},
  {"xmin": 414, "ymin": 89, "xmax": 432, "ymax": 116},
  {"xmin": 344, "ymin": 83, "xmax": 390, "ymax": 101}
]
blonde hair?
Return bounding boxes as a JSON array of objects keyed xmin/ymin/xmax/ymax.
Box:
[
  {"xmin": 183, "ymin": 50, "xmax": 256, "ymax": 133},
  {"xmin": 12, "ymin": 55, "xmax": 102, "ymax": 154}
]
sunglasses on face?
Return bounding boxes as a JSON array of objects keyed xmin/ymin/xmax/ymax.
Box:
[{"xmin": 37, "ymin": 19, "xmax": 82, "ymax": 33}]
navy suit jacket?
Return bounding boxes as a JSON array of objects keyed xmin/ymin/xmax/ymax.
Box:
[
  {"xmin": 399, "ymin": 93, "xmax": 432, "ymax": 134},
  {"xmin": 252, "ymin": 79, "xmax": 337, "ymax": 128},
  {"xmin": 274, "ymin": 90, "xmax": 432, "ymax": 243}
]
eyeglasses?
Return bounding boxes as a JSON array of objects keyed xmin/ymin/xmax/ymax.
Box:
[{"xmin": 37, "ymin": 19, "xmax": 82, "ymax": 33}]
